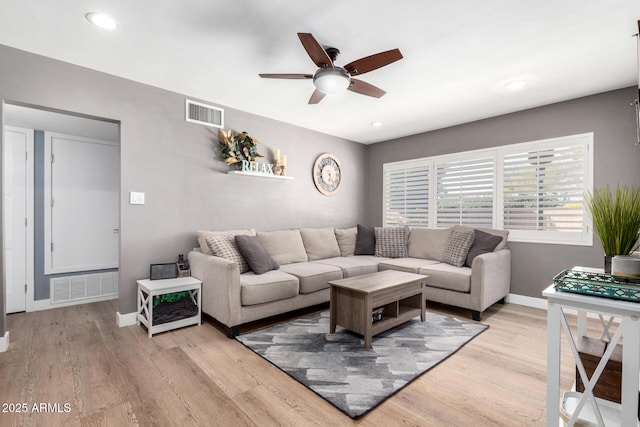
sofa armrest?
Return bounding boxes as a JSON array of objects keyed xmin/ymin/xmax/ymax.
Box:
[
  {"xmin": 188, "ymin": 251, "xmax": 242, "ymax": 328},
  {"xmin": 470, "ymin": 248, "xmax": 511, "ymax": 311}
]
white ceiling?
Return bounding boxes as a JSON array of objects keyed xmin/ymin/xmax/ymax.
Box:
[{"xmin": 1, "ymin": 1, "xmax": 639, "ymax": 144}]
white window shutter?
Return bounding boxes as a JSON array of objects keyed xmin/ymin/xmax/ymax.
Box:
[
  {"xmin": 503, "ymin": 144, "xmax": 587, "ymax": 233},
  {"xmin": 435, "ymin": 156, "xmax": 495, "ymax": 228},
  {"xmin": 383, "ymin": 161, "xmax": 430, "ymax": 227}
]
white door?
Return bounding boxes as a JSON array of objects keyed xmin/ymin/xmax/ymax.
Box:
[
  {"xmin": 3, "ymin": 126, "xmax": 34, "ymax": 313},
  {"xmin": 44, "ymin": 132, "xmax": 119, "ymax": 274}
]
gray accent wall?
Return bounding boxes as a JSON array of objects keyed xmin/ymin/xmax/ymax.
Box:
[
  {"xmin": 366, "ymin": 87, "xmax": 640, "ymax": 298},
  {"xmin": 0, "ymin": 44, "xmax": 367, "ymax": 336}
]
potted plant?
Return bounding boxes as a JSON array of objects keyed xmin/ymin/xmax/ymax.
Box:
[{"xmin": 586, "ymin": 184, "xmax": 640, "ymax": 273}]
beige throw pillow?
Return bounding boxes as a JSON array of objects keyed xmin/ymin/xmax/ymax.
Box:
[{"xmin": 335, "ymin": 226, "xmax": 357, "ymax": 257}]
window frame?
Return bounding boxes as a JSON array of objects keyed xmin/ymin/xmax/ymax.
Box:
[{"xmin": 382, "ymin": 132, "xmax": 594, "ymax": 246}]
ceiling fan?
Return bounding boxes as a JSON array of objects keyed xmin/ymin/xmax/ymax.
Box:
[{"xmin": 259, "ymin": 33, "xmax": 403, "ymax": 104}]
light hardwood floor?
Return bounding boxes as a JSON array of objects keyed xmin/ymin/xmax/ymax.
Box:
[{"xmin": 0, "ymin": 299, "xmax": 587, "ymax": 426}]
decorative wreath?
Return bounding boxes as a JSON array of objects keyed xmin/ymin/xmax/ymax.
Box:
[{"xmin": 218, "ymin": 129, "xmax": 263, "ymax": 165}]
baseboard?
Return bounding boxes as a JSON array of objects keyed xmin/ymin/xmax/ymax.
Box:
[
  {"xmin": 117, "ymin": 311, "xmax": 137, "ymax": 327},
  {"xmin": 32, "ymin": 299, "xmax": 52, "ymax": 311},
  {"xmin": 31, "ymin": 294, "xmax": 118, "ymax": 312},
  {"xmin": 0, "ymin": 331, "xmax": 9, "ymax": 352},
  {"xmin": 506, "ymin": 293, "xmax": 618, "ymax": 322},
  {"xmin": 506, "ymin": 293, "xmax": 547, "ymax": 310}
]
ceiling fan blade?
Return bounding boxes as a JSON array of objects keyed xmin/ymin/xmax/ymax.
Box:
[
  {"xmin": 344, "ymin": 49, "xmax": 403, "ymax": 76},
  {"xmin": 348, "ymin": 79, "xmax": 386, "ymax": 98},
  {"xmin": 298, "ymin": 33, "xmax": 333, "ymax": 68},
  {"xmin": 259, "ymin": 73, "xmax": 313, "ymax": 79},
  {"xmin": 308, "ymin": 89, "xmax": 326, "ymax": 104}
]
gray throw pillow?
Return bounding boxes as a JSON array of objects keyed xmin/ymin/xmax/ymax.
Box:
[
  {"xmin": 354, "ymin": 224, "xmax": 376, "ymax": 255},
  {"xmin": 441, "ymin": 229, "xmax": 475, "ymax": 268},
  {"xmin": 465, "ymin": 229, "xmax": 503, "ymax": 267},
  {"xmin": 205, "ymin": 235, "xmax": 250, "ymax": 273},
  {"xmin": 374, "ymin": 227, "xmax": 408, "ymax": 258},
  {"xmin": 235, "ymin": 235, "xmax": 279, "ymax": 275}
]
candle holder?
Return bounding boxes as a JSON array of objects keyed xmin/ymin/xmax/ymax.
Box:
[
  {"xmin": 280, "ymin": 166, "xmax": 286, "ymax": 176},
  {"xmin": 274, "ymin": 161, "xmax": 283, "ymax": 176}
]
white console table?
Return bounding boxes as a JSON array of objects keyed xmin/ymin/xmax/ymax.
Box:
[
  {"xmin": 543, "ymin": 277, "xmax": 640, "ymax": 426},
  {"xmin": 137, "ymin": 277, "xmax": 202, "ymax": 337}
]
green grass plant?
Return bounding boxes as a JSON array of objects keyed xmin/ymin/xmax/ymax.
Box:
[{"xmin": 586, "ymin": 185, "xmax": 640, "ymax": 256}]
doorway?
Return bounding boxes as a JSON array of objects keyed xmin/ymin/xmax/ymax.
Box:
[{"xmin": 2, "ymin": 103, "xmax": 120, "ymax": 313}]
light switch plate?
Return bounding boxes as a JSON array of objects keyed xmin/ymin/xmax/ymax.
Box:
[{"xmin": 130, "ymin": 191, "xmax": 145, "ymax": 205}]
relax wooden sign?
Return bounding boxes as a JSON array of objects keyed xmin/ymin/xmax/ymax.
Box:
[{"xmin": 241, "ymin": 160, "xmax": 275, "ymax": 175}]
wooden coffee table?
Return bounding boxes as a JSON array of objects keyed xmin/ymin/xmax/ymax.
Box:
[{"xmin": 328, "ymin": 270, "xmax": 428, "ymax": 348}]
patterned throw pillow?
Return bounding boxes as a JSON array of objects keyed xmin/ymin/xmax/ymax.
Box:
[
  {"xmin": 205, "ymin": 235, "xmax": 250, "ymax": 273},
  {"xmin": 441, "ymin": 229, "xmax": 475, "ymax": 267},
  {"xmin": 374, "ymin": 227, "xmax": 409, "ymax": 258}
]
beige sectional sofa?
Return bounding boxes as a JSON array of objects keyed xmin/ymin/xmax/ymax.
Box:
[{"xmin": 188, "ymin": 225, "xmax": 511, "ymax": 338}]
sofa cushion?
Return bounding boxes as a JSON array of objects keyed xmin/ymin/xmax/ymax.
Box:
[
  {"xmin": 354, "ymin": 224, "xmax": 375, "ymax": 255},
  {"xmin": 240, "ymin": 270, "xmax": 299, "ymax": 306},
  {"xmin": 313, "ymin": 257, "xmax": 378, "ymax": 278},
  {"xmin": 235, "ymin": 235, "xmax": 279, "ymax": 275},
  {"xmin": 378, "ymin": 257, "xmax": 440, "ymax": 274},
  {"xmin": 279, "ymin": 262, "xmax": 343, "ymax": 294},
  {"xmin": 419, "ymin": 263, "xmax": 472, "ymax": 293},
  {"xmin": 375, "ymin": 227, "xmax": 409, "ymax": 258},
  {"xmin": 453, "ymin": 225, "xmax": 509, "ymax": 251},
  {"xmin": 465, "ymin": 230, "xmax": 503, "ymax": 267},
  {"xmin": 299, "ymin": 228, "xmax": 341, "ymax": 261},
  {"xmin": 257, "ymin": 229, "xmax": 308, "ymax": 265},
  {"xmin": 197, "ymin": 228, "xmax": 256, "ymax": 255},
  {"xmin": 335, "ymin": 227, "xmax": 357, "ymax": 257},
  {"xmin": 205, "ymin": 235, "xmax": 250, "ymax": 273},
  {"xmin": 407, "ymin": 228, "xmax": 452, "ymax": 261}
]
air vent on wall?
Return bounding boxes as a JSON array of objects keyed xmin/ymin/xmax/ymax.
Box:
[{"xmin": 185, "ymin": 99, "xmax": 224, "ymax": 128}]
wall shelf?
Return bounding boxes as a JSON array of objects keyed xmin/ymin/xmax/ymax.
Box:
[{"xmin": 227, "ymin": 171, "xmax": 293, "ymax": 180}]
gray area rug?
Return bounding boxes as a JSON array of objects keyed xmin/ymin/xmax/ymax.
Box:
[{"xmin": 236, "ymin": 310, "xmax": 488, "ymax": 418}]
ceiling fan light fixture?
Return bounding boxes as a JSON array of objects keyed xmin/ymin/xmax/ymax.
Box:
[{"xmin": 313, "ymin": 68, "xmax": 350, "ymax": 94}]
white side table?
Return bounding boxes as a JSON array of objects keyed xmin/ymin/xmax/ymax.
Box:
[
  {"xmin": 543, "ymin": 281, "xmax": 640, "ymax": 426},
  {"xmin": 137, "ymin": 277, "xmax": 202, "ymax": 337}
]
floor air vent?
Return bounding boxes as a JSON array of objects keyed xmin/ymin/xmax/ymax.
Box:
[
  {"xmin": 185, "ymin": 99, "xmax": 224, "ymax": 128},
  {"xmin": 50, "ymin": 272, "xmax": 118, "ymax": 304}
]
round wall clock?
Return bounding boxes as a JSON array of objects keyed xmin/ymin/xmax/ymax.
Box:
[{"xmin": 313, "ymin": 153, "xmax": 343, "ymax": 196}]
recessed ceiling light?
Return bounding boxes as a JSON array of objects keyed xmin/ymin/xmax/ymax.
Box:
[
  {"xmin": 370, "ymin": 121, "xmax": 383, "ymax": 127},
  {"xmin": 505, "ymin": 80, "xmax": 527, "ymax": 91},
  {"xmin": 86, "ymin": 12, "xmax": 117, "ymax": 30}
]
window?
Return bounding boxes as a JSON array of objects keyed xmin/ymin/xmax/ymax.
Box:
[
  {"xmin": 435, "ymin": 155, "xmax": 495, "ymax": 228},
  {"xmin": 383, "ymin": 160, "xmax": 429, "ymax": 227},
  {"xmin": 382, "ymin": 133, "xmax": 593, "ymax": 245}
]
